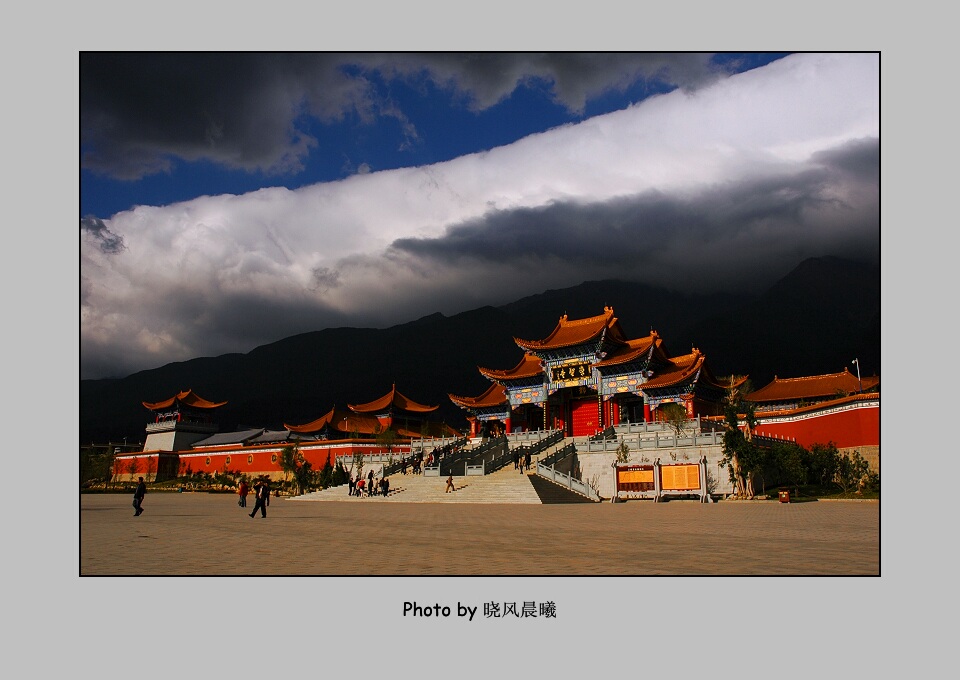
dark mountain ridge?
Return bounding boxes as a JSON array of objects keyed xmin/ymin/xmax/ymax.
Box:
[{"xmin": 80, "ymin": 256, "xmax": 879, "ymax": 445}]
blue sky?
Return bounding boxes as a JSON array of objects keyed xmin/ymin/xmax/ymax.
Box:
[
  {"xmin": 81, "ymin": 53, "xmax": 789, "ymax": 219},
  {"xmin": 80, "ymin": 53, "xmax": 878, "ymax": 380}
]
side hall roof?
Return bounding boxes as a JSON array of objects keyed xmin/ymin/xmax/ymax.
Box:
[
  {"xmin": 249, "ymin": 430, "xmax": 317, "ymax": 444},
  {"xmin": 192, "ymin": 429, "xmax": 264, "ymax": 447},
  {"xmin": 448, "ymin": 383, "xmax": 509, "ymax": 410},
  {"xmin": 747, "ymin": 368, "xmax": 880, "ymax": 402},
  {"xmin": 285, "ymin": 406, "xmax": 383, "ymax": 435},
  {"xmin": 348, "ymin": 384, "xmax": 439, "ymax": 414},
  {"xmin": 514, "ymin": 306, "xmax": 627, "ymax": 352},
  {"xmin": 142, "ymin": 389, "xmax": 227, "ymax": 411},
  {"xmin": 478, "ymin": 353, "xmax": 543, "ymax": 381}
]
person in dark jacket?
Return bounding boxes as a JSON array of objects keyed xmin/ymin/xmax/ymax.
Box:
[
  {"xmin": 249, "ymin": 478, "xmax": 270, "ymax": 518},
  {"xmin": 133, "ymin": 477, "xmax": 146, "ymax": 516}
]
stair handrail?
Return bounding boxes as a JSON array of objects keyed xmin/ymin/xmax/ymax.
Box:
[{"xmin": 534, "ymin": 443, "xmax": 601, "ymax": 502}]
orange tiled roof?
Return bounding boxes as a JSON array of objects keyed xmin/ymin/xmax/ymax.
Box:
[
  {"xmin": 285, "ymin": 406, "xmax": 383, "ymax": 435},
  {"xmin": 640, "ymin": 350, "xmax": 742, "ymax": 391},
  {"xmin": 593, "ymin": 332, "xmax": 661, "ymax": 368},
  {"xmin": 514, "ymin": 306, "xmax": 627, "ymax": 351},
  {"xmin": 747, "ymin": 369, "xmax": 880, "ymax": 403},
  {"xmin": 641, "ymin": 351, "xmax": 704, "ymax": 390},
  {"xmin": 449, "ymin": 383, "xmax": 509, "ymax": 409},
  {"xmin": 752, "ymin": 392, "xmax": 880, "ymax": 419},
  {"xmin": 142, "ymin": 389, "xmax": 227, "ymax": 411},
  {"xmin": 348, "ymin": 384, "xmax": 438, "ymax": 414},
  {"xmin": 478, "ymin": 353, "xmax": 544, "ymax": 381}
]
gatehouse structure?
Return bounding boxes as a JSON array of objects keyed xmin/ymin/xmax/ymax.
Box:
[{"xmin": 449, "ymin": 307, "xmax": 742, "ymax": 438}]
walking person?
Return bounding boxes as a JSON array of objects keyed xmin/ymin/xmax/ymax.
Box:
[
  {"xmin": 445, "ymin": 474, "xmax": 456, "ymax": 493},
  {"xmin": 524, "ymin": 450, "xmax": 532, "ymax": 473},
  {"xmin": 249, "ymin": 478, "xmax": 270, "ymax": 518},
  {"xmin": 348, "ymin": 474, "xmax": 355, "ymax": 496},
  {"xmin": 133, "ymin": 476, "xmax": 146, "ymax": 516},
  {"xmin": 238, "ymin": 480, "xmax": 249, "ymax": 507}
]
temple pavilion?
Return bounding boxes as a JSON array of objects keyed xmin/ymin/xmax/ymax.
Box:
[
  {"xmin": 449, "ymin": 307, "xmax": 742, "ymax": 438},
  {"xmin": 141, "ymin": 389, "xmax": 226, "ymax": 451}
]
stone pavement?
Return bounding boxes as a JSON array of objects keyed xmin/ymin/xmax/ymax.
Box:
[{"xmin": 80, "ymin": 492, "xmax": 879, "ymax": 576}]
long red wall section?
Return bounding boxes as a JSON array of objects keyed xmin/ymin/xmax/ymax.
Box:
[{"xmin": 753, "ymin": 404, "xmax": 878, "ymax": 449}]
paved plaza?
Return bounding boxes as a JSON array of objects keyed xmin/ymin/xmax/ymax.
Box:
[{"xmin": 80, "ymin": 492, "xmax": 880, "ymax": 576}]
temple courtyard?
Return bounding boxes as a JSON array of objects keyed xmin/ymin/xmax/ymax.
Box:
[{"xmin": 80, "ymin": 492, "xmax": 880, "ymax": 576}]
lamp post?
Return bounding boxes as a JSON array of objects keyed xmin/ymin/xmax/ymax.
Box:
[{"xmin": 851, "ymin": 358, "xmax": 862, "ymax": 393}]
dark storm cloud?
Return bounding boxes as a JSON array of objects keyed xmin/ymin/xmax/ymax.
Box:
[
  {"xmin": 360, "ymin": 53, "xmax": 722, "ymax": 113},
  {"xmin": 80, "ymin": 53, "xmax": 724, "ymax": 180},
  {"xmin": 392, "ymin": 138, "xmax": 880, "ymax": 294},
  {"xmin": 80, "ymin": 215, "xmax": 125, "ymax": 253}
]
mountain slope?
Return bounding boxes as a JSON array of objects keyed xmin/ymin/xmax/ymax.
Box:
[{"xmin": 79, "ymin": 256, "xmax": 879, "ymax": 445}]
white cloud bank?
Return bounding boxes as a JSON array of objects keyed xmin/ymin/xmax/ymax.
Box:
[{"xmin": 81, "ymin": 53, "xmax": 879, "ymax": 379}]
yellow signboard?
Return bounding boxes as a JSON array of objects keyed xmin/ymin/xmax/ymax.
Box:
[
  {"xmin": 619, "ymin": 469, "xmax": 654, "ymax": 484},
  {"xmin": 660, "ymin": 464, "xmax": 700, "ymax": 490}
]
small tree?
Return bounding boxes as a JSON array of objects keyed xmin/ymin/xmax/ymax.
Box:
[
  {"xmin": 279, "ymin": 445, "xmax": 299, "ymax": 483},
  {"xmin": 805, "ymin": 442, "xmax": 841, "ymax": 488},
  {"xmin": 615, "ymin": 440, "xmax": 630, "ymax": 464},
  {"xmin": 145, "ymin": 456, "xmax": 156, "ymax": 482},
  {"xmin": 770, "ymin": 441, "xmax": 807, "ymax": 491},
  {"xmin": 720, "ymin": 381, "xmax": 762, "ymax": 498},
  {"xmin": 659, "ymin": 402, "xmax": 689, "ymax": 438},
  {"xmin": 332, "ymin": 460, "xmax": 349, "ymax": 487},
  {"xmin": 835, "ymin": 450, "xmax": 871, "ymax": 495},
  {"xmin": 318, "ymin": 458, "xmax": 334, "ymax": 489},
  {"xmin": 128, "ymin": 456, "xmax": 142, "ymax": 480}
]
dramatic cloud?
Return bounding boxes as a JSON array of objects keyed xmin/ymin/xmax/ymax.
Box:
[
  {"xmin": 80, "ymin": 53, "xmax": 879, "ymax": 379},
  {"xmin": 81, "ymin": 53, "xmax": 725, "ymax": 181}
]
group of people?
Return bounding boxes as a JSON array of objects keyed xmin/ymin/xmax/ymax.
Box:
[
  {"xmin": 399, "ymin": 454, "xmax": 423, "ymax": 475},
  {"xmin": 348, "ymin": 469, "xmax": 390, "ymax": 498},
  {"xmin": 237, "ymin": 477, "xmax": 271, "ymax": 518},
  {"xmin": 512, "ymin": 449, "xmax": 533, "ymax": 472}
]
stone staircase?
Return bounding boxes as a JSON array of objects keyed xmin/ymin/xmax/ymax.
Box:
[
  {"xmin": 291, "ymin": 436, "xmax": 605, "ymax": 505},
  {"xmin": 290, "ymin": 463, "xmax": 543, "ymax": 504}
]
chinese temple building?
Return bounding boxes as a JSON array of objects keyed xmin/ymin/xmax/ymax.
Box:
[
  {"xmin": 141, "ymin": 389, "xmax": 226, "ymax": 452},
  {"xmin": 738, "ymin": 369, "xmax": 881, "ymax": 469},
  {"xmin": 110, "ymin": 389, "xmax": 228, "ymax": 481},
  {"xmin": 449, "ymin": 307, "xmax": 742, "ymax": 438},
  {"xmin": 746, "ymin": 368, "xmax": 880, "ymax": 413}
]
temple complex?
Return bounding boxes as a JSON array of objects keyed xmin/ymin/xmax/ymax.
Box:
[{"xmin": 449, "ymin": 307, "xmax": 742, "ymax": 438}]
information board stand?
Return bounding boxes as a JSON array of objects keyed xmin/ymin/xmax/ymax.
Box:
[{"xmin": 615, "ymin": 457, "xmax": 713, "ymax": 503}]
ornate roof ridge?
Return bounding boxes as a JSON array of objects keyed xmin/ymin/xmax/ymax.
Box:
[
  {"xmin": 348, "ymin": 383, "xmax": 439, "ymax": 413},
  {"xmin": 142, "ymin": 388, "xmax": 227, "ymax": 411}
]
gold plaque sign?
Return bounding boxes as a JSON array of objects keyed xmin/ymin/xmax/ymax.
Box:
[{"xmin": 660, "ymin": 464, "xmax": 700, "ymax": 490}]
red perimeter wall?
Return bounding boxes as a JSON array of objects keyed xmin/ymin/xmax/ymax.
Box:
[{"xmin": 754, "ymin": 404, "xmax": 879, "ymax": 449}]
